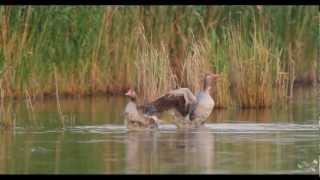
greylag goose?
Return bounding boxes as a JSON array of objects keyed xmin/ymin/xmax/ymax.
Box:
[
  {"xmin": 145, "ymin": 73, "xmax": 219, "ymax": 128},
  {"xmin": 124, "ymin": 89, "xmax": 159, "ymax": 130}
]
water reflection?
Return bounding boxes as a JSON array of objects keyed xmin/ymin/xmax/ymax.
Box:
[
  {"xmin": 125, "ymin": 128, "xmax": 215, "ymax": 174},
  {"xmin": 126, "ymin": 131, "xmax": 158, "ymax": 173},
  {"xmin": 54, "ymin": 133, "xmax": 64, "ymax": 174},
  {"xmin": 0, "ymin": 131, "xmax": 11, "ymax": 173},
  {"xmin": 0, "ymin": 126, "xmax": 319, "ymax": 174}
]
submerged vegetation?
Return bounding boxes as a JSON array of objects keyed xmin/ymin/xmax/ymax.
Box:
[{"xmin": 0, "ymin": 6, "xmax": 318, "ymax": 108}]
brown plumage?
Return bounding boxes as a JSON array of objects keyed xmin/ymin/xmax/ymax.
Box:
[
  {"xmin": 143, "ymin": 73, "xmax": 220, "ymax": 128},
  {"xmin": 142, "ymin": 93, "xmax": 189, "ymax": 116},
  {"xmin": 124, "ymin": 89, "xmax": 159, "ymax": 130},
  {"xmin": 124, "ymin": 73, "xmax": 219, "ymax": 129}
]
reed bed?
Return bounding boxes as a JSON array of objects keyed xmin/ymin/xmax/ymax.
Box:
[
  {"xmin": 135, "ymin": 28, "xmax": 176, "ymax": 102},
  {"xmin": 208, "ymin": 29, "xmax": 232, "ymax": 108},
  {"xmin": 225, "ymin": 18, "xmax": 287, "ymax": 108},
  {"xmin": 181, "ymin": 38, "xmax": 211, "ymax": 93},
  {"xmin": 0, "ymin": 5, "xmax": 317, "ymax": 109}
]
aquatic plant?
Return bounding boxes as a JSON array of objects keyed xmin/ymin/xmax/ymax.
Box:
[
  {"xmin": 0, "ymin": 6, "xmax": 317, "ymax": 108},
  {"xmin": 135, "ymin": 26, "xmax": 176, "ymax": 102}
]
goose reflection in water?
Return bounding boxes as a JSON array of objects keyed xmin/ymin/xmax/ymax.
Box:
[{"xmin": 125, "ymin": 127, "xmax": 215, "ymax": 173}]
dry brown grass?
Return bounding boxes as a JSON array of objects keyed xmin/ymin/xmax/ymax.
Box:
[
  {"xmin": 227, "ymin": 25, "xmax": 283, "ymax": 108},
  {"xmin": 179, "ymin": 39, "xmax": 232, "ymax": 108},
  {"xmin": 135, "ymin": 27, "xmax": 176, "ymax": 102},
  {"xmin": 211, "ymin": 72, "xmax": 232, "ymax": 108},
  {"xmin": 181, "ymin": 39, "xmax": 212, "ymax": 93}
]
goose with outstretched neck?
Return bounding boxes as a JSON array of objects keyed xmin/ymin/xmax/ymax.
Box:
[
  {"xmin": 145, "ymin": 73, "xmax": 219, "ymax": 128},
  {"xmin": 124, "ymin": 89, "xmax": 159, "ymax": 130}
]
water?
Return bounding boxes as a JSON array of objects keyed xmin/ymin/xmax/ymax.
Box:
[{"xmin": 0, "ymin": 87, "xmax": 319, "ymax": 174}]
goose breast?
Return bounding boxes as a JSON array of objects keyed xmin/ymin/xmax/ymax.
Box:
[{"xmin": 193, "ymin": 92, "xmax": 214, "ymax": 120}]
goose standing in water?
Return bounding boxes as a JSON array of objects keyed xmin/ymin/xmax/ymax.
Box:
[
  {"xmin": 145, "ymin": 73, "xmax": 219, "ymax": 128},
  {"xmin": 124, "ymin": 89, "xmax": 159, "ymax": 130}
]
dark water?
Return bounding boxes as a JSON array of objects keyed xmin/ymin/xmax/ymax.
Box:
[{"xmin": 0, "ymin": 87, "xmax": 319, "ymax": 174}]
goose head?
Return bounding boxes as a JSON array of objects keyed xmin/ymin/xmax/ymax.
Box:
[
  {"xmin": 203, "ymin": 73, "xmax": 220, "ymax": 91},
  {"xmin": 125, "ymin": 88, "xmax": 137, "ymax": 102}
]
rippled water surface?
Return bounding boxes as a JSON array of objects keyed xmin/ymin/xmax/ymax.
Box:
[{"xmin": 0, "ymin": 87, "xmax": 319, "ymax": 174}]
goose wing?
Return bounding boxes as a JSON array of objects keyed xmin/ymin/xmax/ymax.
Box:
[{"xmin": 140, "ymin": 88, "xmax": 197, "ymax": 116}]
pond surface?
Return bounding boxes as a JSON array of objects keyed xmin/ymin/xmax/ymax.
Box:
[{"xmin": 0, "ymin": 87, "xmax": 319, "ymax": 174}]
